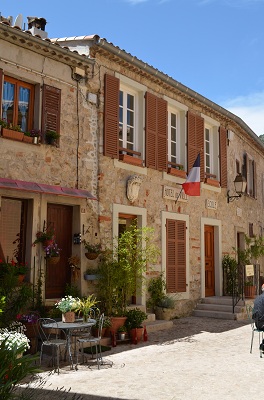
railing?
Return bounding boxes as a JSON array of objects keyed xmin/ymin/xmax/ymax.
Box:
[{"xmin": 223, "ymin": 263, "xmax": 260, "ymax": 313}]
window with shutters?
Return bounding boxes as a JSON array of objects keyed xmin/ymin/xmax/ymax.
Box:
[
  {"xmin": 1, "ymin": 75, "xmax": 34, "ymax": 133},
  {"xmin": 166, "ymin": 219, "xmax": 186, "ymax": 293},
  {"xmin": 104, "ymin": 74, "xmax": 144, "ymax": 166}
]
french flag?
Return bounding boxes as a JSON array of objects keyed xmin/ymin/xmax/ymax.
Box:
[{"xmin": 182, "ymin": 154, "xmax": 200, "ymax": 196}]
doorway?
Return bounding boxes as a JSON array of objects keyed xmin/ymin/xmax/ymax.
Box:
[
  {"xmin": 45, "ymin": 203, "xmax": 73, "ymax": 299},
  {"xmin": 204, "ymin": 225, "xmax": 215, "ymax": 297}
]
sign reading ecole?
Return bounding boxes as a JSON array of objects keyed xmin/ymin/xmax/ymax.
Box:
[{"xmin": 163, "ymin": 185, "xmax": 187, "ymax": 201}]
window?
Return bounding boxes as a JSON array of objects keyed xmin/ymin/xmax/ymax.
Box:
[
  {"xmin": 2, "ymin": 76, "xmax": 34, "ymax": 132},
  {"xmin": 204, "ymin": 123, "xmax": 219, "ymax": 180},
  {"xmin": 119, "ymin": 87, "xmax": 136, "ymax": 152},
  {"xmin": 168, "ymin": 111, "xmax": 178, "ymax": 165},
  {"xmin": 243, "ymin": 153, "xmax": 257, "ymax": 198}
]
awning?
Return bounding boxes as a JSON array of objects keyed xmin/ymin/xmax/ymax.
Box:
[{"xmin": 0, "ymin": 178, "xmax": 97, "ymax": 200}]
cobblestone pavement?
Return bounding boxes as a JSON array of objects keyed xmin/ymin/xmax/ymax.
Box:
[{"xmin": 21, "ymin": 316, "xmax": 264, "ymax": 400}]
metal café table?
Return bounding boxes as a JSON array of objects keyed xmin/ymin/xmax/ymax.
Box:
[{"xmin": 43, "ymin": 318, "xmax": 96, "ymax": 369}]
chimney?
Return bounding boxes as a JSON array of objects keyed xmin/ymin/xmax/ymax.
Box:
[{"xmin": 27, "ymin": 16, "xmax": 48, "ymax": 38}]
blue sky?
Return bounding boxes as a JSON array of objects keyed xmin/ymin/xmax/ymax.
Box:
[{"xmin": 1, "ymin": 0, "xmax": 264, "ymax": 135}]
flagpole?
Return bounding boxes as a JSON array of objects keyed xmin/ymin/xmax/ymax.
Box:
[{"xmin": 175, "ymin": 187, "xmax": 183, "ymax": 204}]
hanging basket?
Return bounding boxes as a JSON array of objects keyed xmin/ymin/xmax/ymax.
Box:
[
  {"xmin": 85, "ymin": 252, "xmax": 99, "ymax": 260},
  {"xmin": 48, "ymin": 256, "xmax": 60, "ymax": 265}
]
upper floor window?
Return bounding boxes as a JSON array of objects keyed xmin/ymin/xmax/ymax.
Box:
[
  {"xmin": 204, "ymin": 122, "xmax": 219, "ymax": 181},
  {"xmin": 119, "ymin": 87, "xmax": 136, "ymax": 152},
  {"xmin": 167, "ymin": 102, "xmax": 186, "ymax": 176},
  {"xmin": 2, "ymin": 76, "xmax": 34, "ymax": 132},
  {"xmin": 243, "ymin": 153, "xmax": 257, "ymax": 198}
]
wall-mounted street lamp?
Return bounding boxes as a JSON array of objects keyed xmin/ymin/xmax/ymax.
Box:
[{"xmin": 227, "ymin": 173, "xmax": 247, "ymax": 203}]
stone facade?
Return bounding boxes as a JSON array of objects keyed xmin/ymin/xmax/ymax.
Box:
[{"xmin": 0, "ymin": 21, "xmax": 263, "ymax": 316}]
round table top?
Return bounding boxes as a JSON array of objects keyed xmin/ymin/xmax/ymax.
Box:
[{"xmin": 43, "ymin": 319, "xmax": 96, "ymax": 330}]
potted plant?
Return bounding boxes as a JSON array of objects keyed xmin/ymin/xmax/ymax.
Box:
[
  {"xmin": 0, "ymin": 118, "xmax": 24, "ymax": 141},
  {"xmin": 75, "ymin": 294, "xmax": 99, "ymax": 322},
  {"xmin": 117, "ymin": 325, "xmax": 127, "ymax": 340},
  {"xmin": 30, "ymin": 129, "xmax": 41, "ymax": 144},
  {"xmin": 82, "ymin": 240, "xmax": 101, "ymax": 260},
  {"xmin": 55, "ymin": 295, "xmax": 79, "ymax": 322},
  {"xmin": 96, "ymin": 224, "xmax": 160, "ymax": 332},
  {"xmin": 44, "ymin": 242, "xmax": 61, "ymax": 265},
  {"xmin": 23, "ymin": 131, "xmax": 34, "ymax": 143},
  {"xmin": 125, "ymin": 308, "xmax": 147, "ymax": 343},
  {"xmin": 32, "ymin": 227, "xmax": 55, "ymax": 247},
  {"xmin": 45, "ymin": 129, "xmax": 60, "ymax": 145},
  {"xmin": 84, "ymin": 267, "xmax": 99, "ymax": 281}
]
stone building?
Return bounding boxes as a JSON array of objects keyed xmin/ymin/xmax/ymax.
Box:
[{"xmin": 0, "ymin": 15, "xmax": 263, "ymax": 315}]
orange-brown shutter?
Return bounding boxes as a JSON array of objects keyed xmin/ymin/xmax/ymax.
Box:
[
  {"xmin": 104, "ymin": 74, "xmax": 119, "ymax": 158},
  {"xmin": 219, "ymin": 127, "xmax": 227, "ymax": 188},
  {"xmin": 42, "ymin": 84, "xmax": 61, "ymax": 133},
  {"xmin": 253, "ymin": 160, "xmax": 257, "ymax": 199},
  {"xmin": 145, "ymin": 92, "xmax": 157, "ymax": 169},
  {"xmin": 244, "ymin": 153, "xmax": 249, "ymax": 195},
  {"xmin": 196, "ymin": 115, "xmax": 204, "ymax": 182},
  {"xmin": 166, "ymin": 219, "xmax": 186, "ymax": 293},
  {"xmin": 0, "ymin": 69, "xmax": 3, "ymax": 118},
  {"xmin": 146, "ymin": 92, "xmax": 167, "ymax": 170},
  {"xmin": 187, "ymin": 111, "xmax": 204, "ymax": 180},
  {"xmin": 157, "ymin": 97, "xmax": 168, "ymax": 171}
]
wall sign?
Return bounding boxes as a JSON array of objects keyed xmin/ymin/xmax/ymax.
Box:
[
  {"xmin": 206, "ymin": 199, "xmax": 217, "ymax": 210},
  {"xmin": 163, "ymin": 185, "xmax": 187, "ymax": 201}
]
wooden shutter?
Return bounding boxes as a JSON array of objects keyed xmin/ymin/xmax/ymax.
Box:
[
  {"xmin": 166, "ymin": 219, "xmax": 186, "ymax": 293},
  {"xmin": 104, "ymin": 74, "xmax": 119, "ymax": 158},
  {"xmin": 145, "ymin": 92, "xmax": 167, "ymax": 170},
  {"xmin": 187, "ymin": 111, "xmax": 204, "ymax": 181},
  {"xmin": 157, "ymin": 97, "xmax": 168, "ymax": 171},
  {"xmin": 219, "ymin": 127, "xmax": 227, "ymax": 188},
  {"xmin": 253, "ymin": 160, "xmax": 257, "ymax": 199},
  {"xmin": 0, "ymin": 69, "xmax": 3, "ymax": 118},
  {"xmin": 243, "ymin": 153, "xmax": 249, "ymax": 195},
  {"xmin": 42, "ymin": 84, "xmax": 61, "ymax": 133}
]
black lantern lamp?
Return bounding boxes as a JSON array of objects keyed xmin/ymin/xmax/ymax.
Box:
[{"xmin": 227, "ymin": 173, "xmax": 247, "ymax": 203}]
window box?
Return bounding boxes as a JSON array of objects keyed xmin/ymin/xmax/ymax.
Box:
[
  {"xmin": 119, "ymin": 154, "xmax": 143, "ymax": 167},
  {"xmin": 23, "ymin": 135, "xmax": 34, "ymax": 144},
  {"xmin": 167, "ymin": 167, "xmax": 186, "ymax": 179},
  {"xmin": 205, "ymin": 178, "xmax": 220, "ymax": 188},
  {"xmin": 2, "ymin": 128, "xmax": 24, "ymax": 142}
]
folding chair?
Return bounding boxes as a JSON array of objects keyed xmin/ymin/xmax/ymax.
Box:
[
  {"xmin": 76, "ymin": 313, "xmax": 104, "ymax": 369},
  {"xmin": 37, "ymin": 318, "xmax": 67, "ymax": 374},
  {"xmin": 246, "ymin": 304, "xmax": 264, "ymax": 357}
]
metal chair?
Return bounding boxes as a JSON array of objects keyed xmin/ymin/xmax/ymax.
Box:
[
  {"xmin": 72, "ymin": 307, "xmax": 100, "ymax": 356},
  {"xmin": 76, "ymin": 313, "xmax": 104, "ymax": 369},
  {"xmin": 37, "ymin": 318, "xmax": 67, "ymax": 374},
  {"xmin": 246, "ymin": 304, "xmax": 264, "ymax": 357}
]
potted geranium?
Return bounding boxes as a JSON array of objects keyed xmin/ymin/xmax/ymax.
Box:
[
  {"xmin": 33, "ymin": 227, "xmax": 55, "ymax": 247},
  {"xmin": 55, "ymin": 295, "xmax": 79, "ymax": 323},
  {"xmin": 82, "ymin": 240, "xmax": 101, "ymax": 260}
]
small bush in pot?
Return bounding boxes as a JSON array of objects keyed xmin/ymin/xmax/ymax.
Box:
[{"xmin": 125, "ymin": 308, "xmax": 147, "ymax": 330}]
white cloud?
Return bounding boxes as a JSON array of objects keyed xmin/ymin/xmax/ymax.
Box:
[{"xmin": 221, "ymin": 92, "xmax": 264, "ymax": 136}]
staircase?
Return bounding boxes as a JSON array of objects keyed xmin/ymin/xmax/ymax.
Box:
[{"xmin": 192, "ymin": 296, "xmax": 253, "ymax": 320}]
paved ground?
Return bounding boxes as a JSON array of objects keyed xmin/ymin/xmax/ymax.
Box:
[{"xmin": 20, "ymin": 316, "xmax": 264, "ymax": 400}]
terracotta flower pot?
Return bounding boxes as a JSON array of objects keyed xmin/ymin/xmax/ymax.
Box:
[
  {"xmin": 48, "ymin": 256, "xmax": 60, "ymax": 265},
  {"xmin": 2, "ymin": 127, "xmax": 24, "ymax": 141},
  {"xmin": 85, "ymin": 252, "xmax": 99, "ymax": 260},
  {"xmin": 62, "ymin": 311, "xmax": 75, "ymax": 323}
]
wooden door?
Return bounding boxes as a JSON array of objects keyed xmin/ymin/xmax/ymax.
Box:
[
  {"xmin": 45, "ymin": 204, "xmax": 72, "ymax": 299},
  {"xmin": 205, "ymin": 225, "xmax": 215, "ymax": 297}
]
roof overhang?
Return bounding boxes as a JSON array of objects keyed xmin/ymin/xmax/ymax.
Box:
[{"xmin": 0, "ymin": 178, "xmax": 97, "ymax": 200}]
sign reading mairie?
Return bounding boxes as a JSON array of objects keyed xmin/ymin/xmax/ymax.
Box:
[{"xmin": 163, "ymin": 185, "xmax": 187, "ymax": 201}]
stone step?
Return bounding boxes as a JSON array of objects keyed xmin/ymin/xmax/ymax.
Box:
[
  {"xmin": 146, "ymin": 313, "xmax": 156, "ymax": 323},
  {"xmin": 195, "ymin": 303, "xmax": 244, "ymax": 313},
  {"xmin": 192, "ymin": 309, "xmax": 237, "ymax": 320},
  {"xmin": 201, "ymin": 296, "xmax": 245, "ymax": 306},
  {"xmin": 145, "ymin": 319, "xmax": 173, "ymax": 332}
]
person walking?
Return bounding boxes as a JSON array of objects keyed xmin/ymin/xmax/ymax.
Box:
[{"xmin": 253, "ymin": 284, "xmax": 264, "ymax": 330}]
